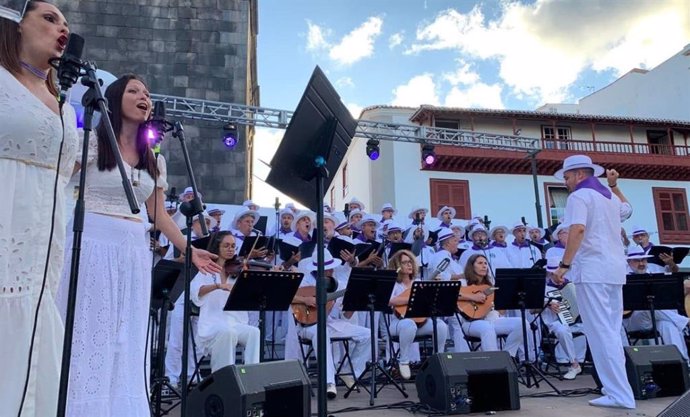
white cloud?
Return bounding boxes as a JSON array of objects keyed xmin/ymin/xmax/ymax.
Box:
[
  {"xmin": 407, "ymin": 0, "xmax": 690, "ymax": 104},
  {"xmin": 329, "ymin": 17, "xmax": 383, "ymax": 66},
  {"xmin": 391, "ymin": 74, "xmax": 440, "ymax": 107},
  {"xmin": 335, "ymin": 77, "xmax": 355, "ymax": 89},
  {"xmin": 443, "ymin": 60, "xmax": 480, "ymax": 86},
  {"xmin": 305, "ymin": 20, "xmax": 330, "ymax": 51},
  {"xmin": 388, "ymin": 32, "xmax": 404, "ymax": 49},
  {"xmin": 345, "ymin": 102, "xmax": 364, "ymax": 119},
  {"xmin": 444, "ymin": 84, "xmax": 504, "ymax": 109}
]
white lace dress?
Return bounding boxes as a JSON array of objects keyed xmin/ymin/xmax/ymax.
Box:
[
  {"xmin": 56, "ymin": 132, "xmax": 168, "ymax": 417},
  {"xmin": 0, "ymin": 66, "xmax": 78, "ymax": 417}
]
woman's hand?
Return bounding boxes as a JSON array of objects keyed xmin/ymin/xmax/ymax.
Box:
[{"xmin": 191, "ymin": 247, "xmax": 221, "ymax": 274}]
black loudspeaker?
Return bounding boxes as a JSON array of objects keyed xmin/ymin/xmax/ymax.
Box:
[
  {"xmin": 658, "ymin": 387, "xmax": 690, "ymax": 417},
  {"xmin": 186, "ymin": 360, "xmax": 311, "ymax": 417},
  {"xmin": 415, "ymin": 351, "xmax": 520, "ymax": 414},
  {"xmin": 624, "ymin": 345, "xmax": 689, "ymax": 400}
]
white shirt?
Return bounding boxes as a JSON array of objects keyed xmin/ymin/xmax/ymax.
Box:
[
  {"xmin": 429, "ymin": 249, "xmax": 463, "ymax": 281},
  {"xmin": 564, "ymin": 187, "xmax": 632, "ymax": 284},
  {"xmin": 507, "ymin": 241, "xmax": 540, "ymax": 268},
  {"xmin": 190, "ymin": 272, "xmax": 249, "ymax": 350}
]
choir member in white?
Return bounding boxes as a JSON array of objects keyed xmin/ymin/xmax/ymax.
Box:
[
  {"xmin": 542, "ymin": 258, "xmax": 585, "ymax": 379},
  {"xmin": 387, "ymin": 250, "xmax": 448, "ymax": 379},
  {"xmin": 190, "ymin": 232, "xmax": 260, "ymax": 371},
  {"xmin": 624, "ymin": 245, "xmax": 689, "ymax": 360}
]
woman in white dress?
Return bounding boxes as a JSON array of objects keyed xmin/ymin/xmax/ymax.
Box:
[
  {"xmin": 190, "ymin": 231, "xmax": 260, "ymax": 372},
  {"xmin": 56, "ymin": 74, "xmax": 220, "ymax": 417},
  {"xmin": 0, "ymin": 3, "xmax": 76, "ymax": 416}
]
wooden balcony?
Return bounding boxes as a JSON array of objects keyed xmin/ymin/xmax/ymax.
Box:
[{"xmin": 424, "ymin": 138, "xmax": 690, "ymax": 181}]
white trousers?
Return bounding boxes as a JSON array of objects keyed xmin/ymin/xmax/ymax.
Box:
[
  {"xmin": 628, "ymin": 310, "xmax": 689, "ymax": 360},
  {"xmin": 388, "ymin": 317, "xmax": 448, "ymax": 364},
  {"xmin": 577, "ymin": 283, "xmax": 635, "ymax": 408},
  {"xmin": 207, "ymin": 323, "xmax": 260, "ymax": 372},
  {"xmin": 165, "ymin": 294, "xmax": 198, "ymax": 384},
  {"xmin": 297, "ymin": 320, "xmax": 371, "ymax": 384},
  {"xmin": 546, "ymin": 321, "xmax": 586, "ymax": 363},
  {"xmin": 452, "ymin": 315, "xmax": 534, "ymax": 360}
]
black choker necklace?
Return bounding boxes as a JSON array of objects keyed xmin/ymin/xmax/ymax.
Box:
[{"xmin": 20, "ymin": 61, "xmax": 48, "ymax": 81}]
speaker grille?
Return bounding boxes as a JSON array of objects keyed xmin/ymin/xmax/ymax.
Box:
[
  {"xmin": 204, "ymin": 394, "xmax": 224, "ymax": 417},
  {"xmin": 658, "ymin": 389, "xmax": 690, "ymax": 417}
]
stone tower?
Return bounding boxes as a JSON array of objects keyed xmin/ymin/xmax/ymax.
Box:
[{"xmin": 55, "ymin": 0, "xmax": 259, "ymax": 203}]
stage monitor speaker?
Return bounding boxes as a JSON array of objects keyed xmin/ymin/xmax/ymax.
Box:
[
  {"xmin": 416, "ymin": 351, "xmax": 520, "ymax": 414},
  {"xmin": 624, "ymin": 345, "xmax": 689, "ymax": 400},
  {"xmin": 186, "ymin": 360, "xmax": 311, "ymax": 417}
]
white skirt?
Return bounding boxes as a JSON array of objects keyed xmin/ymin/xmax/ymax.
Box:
[{"xmin": 56, "ymin": 213, "xmax": 152, "ymax": 417}]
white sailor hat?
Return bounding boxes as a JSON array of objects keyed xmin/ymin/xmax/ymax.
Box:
[
  {"xmin": 291, "ymin": 210, "xmax": 316, "ymax": 232},
  {"xmin": 232, "ymin": 208, "xmax": 260, "ymax": 228},
  {"xmin": 357, "ymin": 214, "xmax": 380, "ymax": 229},
  {"xmin": 631, "ymin": 226, "xmax": 648, "ymax": 236},
  {"xmin": 348, "ymin": 197, "xmax": 366, "ymax": 211},
  {"xmin": 552, "ymin": 223, "xmax": 569, "ymax": 242},
  {"xmin": 193, "ymin": 211, "xmax": 218, "ymax": 230},
  {"xmin": 511, "ymin": 222, "xmax": 528, "ymax": 232},
  {"xmin": 489, "ymin": 225, "xmax": 509, "ymax": 238},
  {"xmin": 181, "ymin": 187, "xmax": 202, "ymax": 200},
  {"xmin": 408, "ymin": 206, "xmax": 429, "ymax": 220},
  {"xmin": 627, "ymin": 244, "xmax": 653, "ymax": 260},
  {"xmin": 279, "ymin": 208, "xmax": 294, "ymax": 218},
  {"xmin": 554, "ymin": 154, "xmax": 604, "ymax": 180},
  {"xmin": 207, "ymin": 208, "xmax": 225, "ymax": 216},
  {"xmin": 348, "ymin": 208, "xmax": 363, "ymax": 220},
  {"xmin": 469, "ymin": 225, "xmax": 488, "ymax": 239},
  {"xmin": 438, "ymin": 228, "xmax": 455, "ymax": 243},
  {"xmin": 243, "ymin": 199, "xmax": 259, "ymax": 209},
  {"xmin": 436, "ymin": 206, "xmax": 456, "ymax": 221},
  {"xmin": 380, "ymin": 203, "xmax": 397, "ymax": 215},
  {"xmin": 306, "ymin": 249, "xmax": 338, "ymax": 272},
  {"xmin": 527, "ymin": 225, "xmax": 545, "ymax": 236},
  {"xmin": 386, "ymin": 221, "xmax": 403, "ymax": 234}
]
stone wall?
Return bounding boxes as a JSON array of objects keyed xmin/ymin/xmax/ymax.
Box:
[{"xmin": 55, "ymin": 0, "xmax": 258, "ymax": 203}]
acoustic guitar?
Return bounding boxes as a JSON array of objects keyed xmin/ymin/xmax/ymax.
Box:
[
  {"xmin": 291, "ymin": 287, "xmax": 346, "ymax": 326},
  {"xmin": 393, "ymin": 287, "xmax": 427, "ymax": 325},
  {"xmin": 457, "ymin": 284, "xmax": 498, "ymax": 321}
]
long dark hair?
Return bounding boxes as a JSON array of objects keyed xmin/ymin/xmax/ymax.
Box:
[
  {"xmin": 0, "ymin": 1, "xmax": 59, "ymax": 95},
  {"xmin": 96, "ymin": 74, "xmax": 159, "ymax": 178},
  {"xmin": 464, "ymin": 254, "xmax": 491, "ymax": 285},
  {"xmin": 208, "ymin": 231, "xmax": 234, "ymax": 256}
]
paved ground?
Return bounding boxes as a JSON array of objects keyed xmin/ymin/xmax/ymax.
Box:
[{"xmin": 166, "ymin": 372, "xmax": 679, "ymax": 416}]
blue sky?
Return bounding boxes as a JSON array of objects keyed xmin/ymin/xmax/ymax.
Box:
[{"xmin": 251, "ymin": 0, "xmax": 690, "ymax": 206}]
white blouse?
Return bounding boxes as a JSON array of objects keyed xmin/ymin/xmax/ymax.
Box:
[{"xmin": 75, "ymin": 131, "xmax": 168, "ymax": 220}]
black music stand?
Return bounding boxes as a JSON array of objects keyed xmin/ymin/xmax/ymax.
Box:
[
  {"xmin": 341, "ymin": 268, "xmax": 401, "ymax": 405},
  {"xmin": 623, "ymin": 273, "xmax": 685, "ymax": 346},
  {"xmin": 404, "ymin": 281, "xmax": 461, "ymax": 354},
  {"xmin": 494, "ymin": 268, "xmax": 559, "ymax": 392},
  {"xmin": 224, "ymin": 269, "xmax": 304, "ymax": 361},
  {"xmin": 150, "ymin": 260, "xmax": 184, "ymax": 416}
]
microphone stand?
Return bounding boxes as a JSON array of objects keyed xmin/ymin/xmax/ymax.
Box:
[
  {"xmin": 57, "ymin": 63, "xmax": 140, "ymax": 417},
  {"xmin": 171, "ymin": 121, "xmax": 208, "ymax": 417},
  {"xmin": 269, "ymin": 198, "xmax": 281, "ymax": 359}
]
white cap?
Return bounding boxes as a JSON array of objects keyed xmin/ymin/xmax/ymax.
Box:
[
  {"xmin": 291, "ymin": 210, "xmax": 316, "ymax": 232},
  {"xmin": 348, "ymin": 197, "xmax": 366, "ymax": 211},
  {"xmin": 438, "ymin": 228, "xmax": 455, "ymax": 243},
  {"xmin": 408, "ymin": 206, "xmax": 429, "ymax": 220},
  {"xmin": 489, "ymin": 225, "xmax": 509, "ymax": 238},
  {"xmin": 469, "ymin": 225, "xmax": 488, "ymax": 239},
  {"xmin": 306, "ymin": 249, "xmax": 337, "ymax": 272},
  {"xmin": 193, "ymin": 211, "xmax": 218, "ymax": 230},
  {"xmin": 232, "ymin": 208, "xmax": 260, "ymax": 228},
  {"xmin": 380, "ymin": 203, "xmax": 397, "ymax": 215},
  {"xmin": 627, "ymin": 244, "xmax": 653, "ymax": 260},
  {"xmin": 357, "ymin": 214, "xmax": 380, "ymax": 230},
  {"xmin": 631, "ymin": 226, "xmax": 648, "ymax": 236}
]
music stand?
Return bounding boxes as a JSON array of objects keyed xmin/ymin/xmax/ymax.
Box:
[
  {"xmin": 265, "ymin": 66, "xmax": 357, "ymax": 417},
  {"xmin": 404, "ymin": 281, "xmax": 461, "ymax": 353},
  {"xmin": 150, "ymin": 260, "xmax": 184, "ymax": 416},
  {"xmin": 224, "ymin": 269, "xmax": 304, "ymax": 361},
  {"xmin": 623, "ymin": 273, "xmax": 685, "ymax": 345},
  {"xmin": 341, "ymin": 268, "xmax": 402, "ymax": 405},
  {"xmin": 494, "ymin": 268, "xmax": 559, "ymax": 392}
]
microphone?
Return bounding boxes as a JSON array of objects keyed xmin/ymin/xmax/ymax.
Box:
[
  {"xmin": 56, "ymin": 33, "xmax": 85, "ymax": 104},
  {"xmin": 521, "ymin": 216, "xmax": 527, "ymax": 226},
  {"xmin": 343, "ymin": 203, "xmax": 350, "ymax": 219},
  {"xmin": 166, "ymin": 186, "xmax": 178, "ymax": 203},
  {"xmin": 274, "ymin": 197, "xmax": 280, "ymax": 212},
  {"xmin": 147, "ymin": 101, "xmax": 169, "ymax": 146}
]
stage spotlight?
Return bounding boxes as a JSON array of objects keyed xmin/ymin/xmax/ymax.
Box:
[
  {"xmin": 222, "ymin": 122, "xmax": 239, "ymax": 149},
  {"xmin": 422, "ymin": 144, "xmax": 436, "ymax": 166},
  {"xmin": 366, "ymin": 139, "xmax": 380, "ymax": 161}
]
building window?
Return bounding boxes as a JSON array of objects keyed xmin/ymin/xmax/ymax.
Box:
[
  {"xmin": 653, "ymin": 187, "xmax": 690, "ymax": 244},
  {"xmin": 544, "ymin": 183, "xmax": 568, "ymax": 226},
  {"xmin": 330, "ymin": 187, "xmax": 335, "ymax": 210},
  {"xmin": 429, "ymin": 179, "xmax": 471, "ymax": 220},
  {"xmin": 542, "ymin": 125, "xmax": 572, "ymax": 149},
  {"xmin": 342, "ymin": 162, "xmax": 348, "ymax": 198},
  {"xmin": 647, "ymin": 130, "xmax": 673, "ymax": 155},
  {"xmin": 435, "ymin": 120, "xmax": 460, "ymax": 130}
]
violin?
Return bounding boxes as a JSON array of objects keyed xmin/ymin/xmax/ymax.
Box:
[{"xmin": 223, "ymin": 257, "xmax": 274, "ymax": 277}]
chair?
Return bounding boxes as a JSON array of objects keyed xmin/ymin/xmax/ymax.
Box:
[
  {"xmin": 627, "ymin": 329, "xmax": 664, "ymax": 346},
  {"xmin": 298, "ymin": 335, "xmax": 359, "ymax": 390}
]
